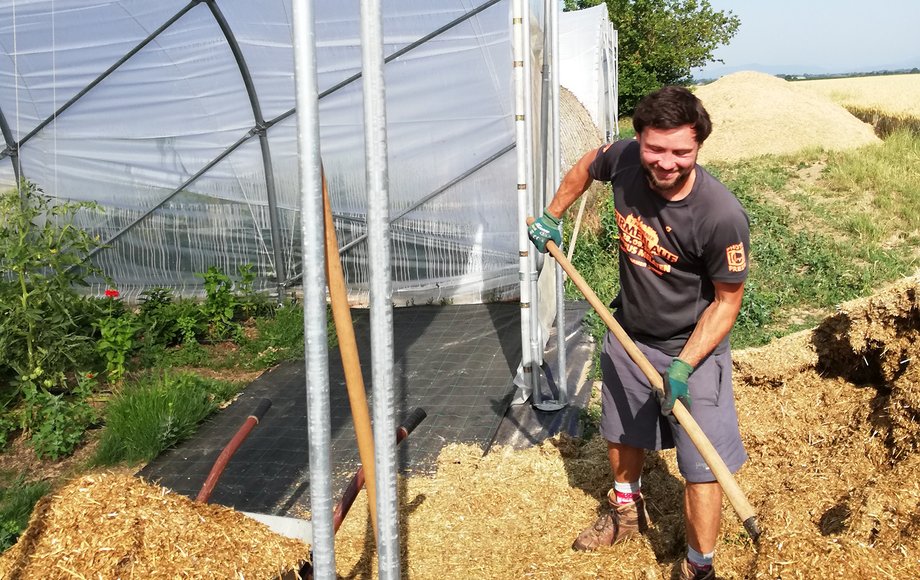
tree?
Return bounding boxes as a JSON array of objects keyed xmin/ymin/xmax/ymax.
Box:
[{"xmin": 566, "ymin": 0, "xmax": 740, "ymax": 115}]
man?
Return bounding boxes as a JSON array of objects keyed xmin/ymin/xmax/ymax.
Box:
[{"xmin": 528, "ymin": 86, "xmax": 749, "ymax": 580}]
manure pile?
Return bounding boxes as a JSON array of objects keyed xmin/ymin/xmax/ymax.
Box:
[
  {"xmin": 695, "ymin": 71, "xmax": 881, "ymax": 164},
  {"xmin": 334, "ymin": 275, "xmax": 920, "ymax": 578}
]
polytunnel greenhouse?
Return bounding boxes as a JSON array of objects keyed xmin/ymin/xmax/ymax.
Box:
[{"xmin": 0, "ymin": 0, "xmax": 615, "ymax": 306}]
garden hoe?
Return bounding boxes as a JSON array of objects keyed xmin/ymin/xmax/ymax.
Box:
[{"xmin": 529, "ymin": 218, "xmax": 762, "ymax": 543}]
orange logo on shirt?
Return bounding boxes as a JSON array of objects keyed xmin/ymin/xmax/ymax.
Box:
[
  {"xmin": 615, "ymin": 210, "xmax": 678, "ymax": 276},
  {"xmin": 726, "ymin": 242, "xmax": 746, "ymax": 272}
]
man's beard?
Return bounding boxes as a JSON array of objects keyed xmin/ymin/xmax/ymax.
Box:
[{"xmin": 641, "ymin": 162, "xmax": 693, "ymax": 195}]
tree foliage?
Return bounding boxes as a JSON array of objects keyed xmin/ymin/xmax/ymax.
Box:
[{"xmin": 565, "ymin": 0, "xmax": 740, "ymax": 115}]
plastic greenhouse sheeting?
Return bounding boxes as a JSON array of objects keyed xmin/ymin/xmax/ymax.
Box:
[
  {"xmin": 0, "ymin": 0, "xmax": 555, "ymax": 304},
  {"xmin": 559, "ymin": 3, "xmax": 617, "ymax": 140}
]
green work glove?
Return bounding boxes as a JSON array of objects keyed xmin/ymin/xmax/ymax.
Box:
[
  {"xmin": 527, "ymin": 209, "xmax": 562, "ymax": 253},
  {"xmin": 660, "ymin": 358, "xmax": 693, "ymax": 415}
]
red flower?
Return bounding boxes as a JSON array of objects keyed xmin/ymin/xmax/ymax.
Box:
[{"xmin": 105, "ymin": 289, "xmax": 120, "ymax": 298}]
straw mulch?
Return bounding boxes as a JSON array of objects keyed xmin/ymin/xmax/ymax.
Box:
[
  {"xmin": 334, "ymin": 275, "xmax": 920, "ymax": 578},
  {"xmin": 694, "ymin": 71, "xmax": 881, "ymax": 164},
  {"xmin": 0, "ymin": 472, "xmax": 310, "ymax": 579}
]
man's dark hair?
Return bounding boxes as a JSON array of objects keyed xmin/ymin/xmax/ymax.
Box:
[{"xmin": 632, "ymin": 86, "xmax": 712, "ymax": 144}]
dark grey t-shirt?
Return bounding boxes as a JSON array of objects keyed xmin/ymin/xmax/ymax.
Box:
[{"xmin": 588, "ymin": 139, "xmax": 750, "ymax": 356}]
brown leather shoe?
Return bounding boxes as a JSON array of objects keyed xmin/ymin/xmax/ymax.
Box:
[
  {"xmin": 571, "ymin": 490, "xmax": 650, "ymax": 551},
  {"xmin": 675, "ymin": 558, "xmax": 715, "ymax": 580}
]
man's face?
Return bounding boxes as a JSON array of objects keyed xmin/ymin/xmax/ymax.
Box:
[{"xmin": 637, "ymin": 125, "xmax": 700, "ymax": 197}]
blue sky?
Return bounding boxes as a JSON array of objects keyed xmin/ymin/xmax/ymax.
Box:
[{"xmin": 693, "ymin": 0, "xmax": 920, "ymax": 78}]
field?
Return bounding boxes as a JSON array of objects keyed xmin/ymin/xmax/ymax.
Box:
[{"xmin": 797, "ymin": 73, "xmax": 920, "ymax": 117}]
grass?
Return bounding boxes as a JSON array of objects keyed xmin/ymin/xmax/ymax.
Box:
[
  {"xmin": 92, "ymin": 371, "xmax": 243, "ymax": 466},
  {"xmin": 238, "ymin": 300, "xmax": 308, "ymax": 369},
  {"xmin": 0, "ymin": 472, "xmax": 50, "ymax": 552}
]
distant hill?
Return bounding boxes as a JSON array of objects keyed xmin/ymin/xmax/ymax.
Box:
[{"xmin": 694, "ymin": 57, "xmax": 920, "ymax": 82}]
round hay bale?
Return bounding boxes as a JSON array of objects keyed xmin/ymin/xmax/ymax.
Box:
[
  {"xmin": 695, "ymin": 71, "xmax": 881, "ymax": 164},
  {"xmin": 560, "ymin": 86, "xmax": 604, "ymax": 172},
  {"xmin": 560, "ymin": 86, "xmax": 607, "ymax": 236}
]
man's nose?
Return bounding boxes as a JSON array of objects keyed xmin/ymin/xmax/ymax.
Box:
[{"xmin": 656, "ymin": 154, "xmax": 677, "ymax": 170}]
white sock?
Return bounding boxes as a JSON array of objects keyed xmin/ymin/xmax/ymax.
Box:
[
  {"xmin": 687, "ymin": 545, "xmax": 714, "ymax": 568},
  {"xmin": 612, "ymin": 478, "xmax": 641, "ymax": 504}
]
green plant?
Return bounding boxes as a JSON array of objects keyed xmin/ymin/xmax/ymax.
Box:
[
  {"xmin": 235, "ymin": 263, "xmax": 271, "ymax": 319},
  {"xmin": 94, "ymin": 293, "xmax": 140, "ymax": 383},
  {"xmin": 0, "ymin": 414, "xmax": 18, "ymax": 451},
  {"xmin": 137, "ymin": 287, "xmax": 180, "ymax": 347},
  {"xmin": 22, "ymin": 374, "xmax": 96, "ymax": 460},
  {"xmin": 198, "ymin": 267, "xmax": 241, "ymax": 341},
  {"xmin": 0, "ymin": 182, "xmax": 103, "ymax": 396},
  {"xmin": 0, "ymin": 472, "xmax": 50, "ymax": 552},
  {"xmin": 93, "ymin": 371, "xmax": 241, "ymax": 465},
  {"xmin": 239, "ymin": 300, "xmax": 305, "ymax": 369}
]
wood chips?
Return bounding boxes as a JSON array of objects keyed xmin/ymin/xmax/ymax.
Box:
[
  {"xmin": 332, "ymin": 275, "xmax": 920, "ymax": 578},
  {"xmin": 0, "ymin": 472, "xmax": 310, "ymax": 579}
]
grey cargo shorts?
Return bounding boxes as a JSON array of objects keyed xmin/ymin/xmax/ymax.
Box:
[{"xmin": 599, "ymin": 330, "xmax": 748, "ymax": 483}]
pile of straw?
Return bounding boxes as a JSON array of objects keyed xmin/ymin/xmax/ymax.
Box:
[
  {"xmin": 0, "ymin": 472, "xmax": 310, "ymax": 579},
  {"xmin": 695, "ymin": 71, "xmax": 881, "ymax": 163},
  {"xmin": 333, "ymin": 276, "xmax": 920, "ymax": 578}
]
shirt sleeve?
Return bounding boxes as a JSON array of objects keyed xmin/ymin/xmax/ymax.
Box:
[
  {"xmin": 587, "ymin": 140, "xmax": 632, "ymax": 182},
  {"xmin": 704, "ymin": 204, "xmax": 750, "ymax": 283}
]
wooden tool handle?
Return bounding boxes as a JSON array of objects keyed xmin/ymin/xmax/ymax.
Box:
[
  {"xmin": 530, "ymin": 219, "xmax": 761, "ymax": 542},
  {"xmin": 324, "ymin": 169, "xmax": 378, "ymax": 538}
]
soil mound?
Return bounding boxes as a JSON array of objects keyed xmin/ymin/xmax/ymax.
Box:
[{"xmin": 695, "ymin": 71, "xmax": 881, "ymax": 163}]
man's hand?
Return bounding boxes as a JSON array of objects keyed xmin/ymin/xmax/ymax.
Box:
[
  {"xmin": 660, "ymin": 358, "xmax": 693, "ymax": 415},
  {"xmin": 528, "ymin": 209, "xmax": 562, "ymax": 253}
]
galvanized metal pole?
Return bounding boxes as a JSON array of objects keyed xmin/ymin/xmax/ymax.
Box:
[
  {"xmin": 512, "ymin": 0, "xmax": 534, "ymax": 402},
  {"xmin": 359, "ymin": 0, "xmax": 400, "ymax": 577},
  {"xmin": 291, "ymin": 1, "xmax": 334, "ymax": 578},
  {"xmin": 550, "ymin": 0, "xmax": 568, "ymax": 407},
  {"xmin": 522, "ymin": 0, "xmax": 543, "ymax": 404}
]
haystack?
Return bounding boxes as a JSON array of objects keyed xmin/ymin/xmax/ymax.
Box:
[
  {"xmin": 695, "ymin": 71, "xmax": 881, "ymax": 164},
  {"xmin": 560, "ymin": 86, "xmax": 607, "ymax": 240}
]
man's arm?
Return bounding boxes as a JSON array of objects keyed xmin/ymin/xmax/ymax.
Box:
[
  {"xmin": 677, "ymin": 280, "xmax": 745, "ymax": 367},
  {"xmin": 545, "ymin": 147, "xmax": 600, "ymax": 218}
]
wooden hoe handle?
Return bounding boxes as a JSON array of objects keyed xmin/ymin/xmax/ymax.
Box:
[
  {"xmin": 324, "ymin": 170, "xmax": 379, "ymax": 539},
  {"xmin": 532, "ymin": 220, "xmax": 761, "ymax": 542}
]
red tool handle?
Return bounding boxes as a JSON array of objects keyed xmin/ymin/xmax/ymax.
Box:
[
  {"xmin": 332, "ymin": 407, "xmax": 427, "ymax": 533},
  {"xmin": 196, "ymin": 398, "xmax": 272, "ymax": 504}
]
